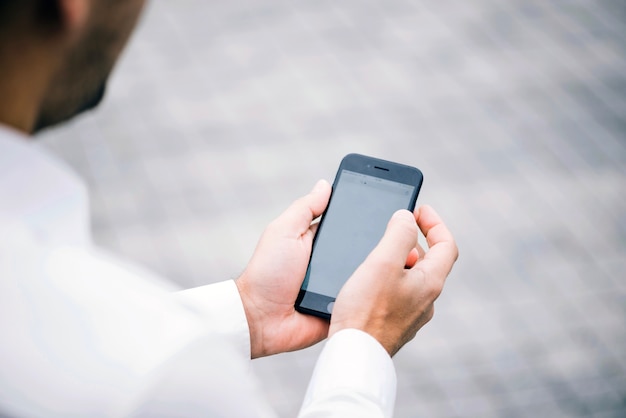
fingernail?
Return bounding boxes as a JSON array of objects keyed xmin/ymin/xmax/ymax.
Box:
[{"xmin": 392, "ymin": 209, "xmax": 410, "ymax": 219}]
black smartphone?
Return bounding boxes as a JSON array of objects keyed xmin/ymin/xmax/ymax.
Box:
[{"xmin": 295, "ymin": 153, "xmax": 424, "ymax": 319}]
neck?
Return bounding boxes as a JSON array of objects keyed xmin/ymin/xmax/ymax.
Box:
[{"xmin": 0, "ymin": 37, "xmax": 58, "ymax": 135}]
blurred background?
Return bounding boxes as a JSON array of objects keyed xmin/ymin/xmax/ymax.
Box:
[{"xmin": 40, "ymin": 0, "xmax": 625, "ymax": 416}]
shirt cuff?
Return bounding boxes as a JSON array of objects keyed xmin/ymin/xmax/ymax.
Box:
[
  {"xmin": 176, "ymin": 280, "xmax": 250, "ymax": 360},
  {"xmin": 300, "ymin": 329, "xmax": 397, "ymax": 417}
]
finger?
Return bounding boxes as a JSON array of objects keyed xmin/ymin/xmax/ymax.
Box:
[
  {"xmin": 275, "ymin": 180, "xmax": 331, "ymax": 235},
  {"xmin": 416, "ymin": 242, "xmax": 426, "ymax": 260},
  {"xmin": 415, "ymin": 205, "xmax": 454, "ymax": 248},
  {"xmin": 414, "ymin": 205, "xmax": 458, "ymax": 279},
  {"xmin": 309, "ymin": 220, "xmax": 320, "ymax": 237},
  {"xmin": 367, "ymin": 210, "xmax": 419, "ymax": 269},
  {"xmin": 406, "ymin": 242, "xmax": 427, "ymax": 268},
  {"xmin": 405, "ymin": 248, "xmax": 419, "ymax": 268}
]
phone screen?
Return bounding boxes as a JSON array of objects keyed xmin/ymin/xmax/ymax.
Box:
[{"xmin": 302, "ymin": 169, "xmax": 416, "ymax": 299}]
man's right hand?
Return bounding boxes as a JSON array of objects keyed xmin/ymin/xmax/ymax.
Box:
[{"xmin": 329, "ymin": 205, "xmax": 458, "ymax": 357}]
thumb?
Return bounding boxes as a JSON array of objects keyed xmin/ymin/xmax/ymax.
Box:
[
  {"xmin": 365, "ymin": 210, "xmax": 418, "ymax": 270},
  {"xmin": 274, "ymin": 180, "xmax": 331, "ymax": 235}
]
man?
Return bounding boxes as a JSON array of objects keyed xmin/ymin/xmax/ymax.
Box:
[{"xmin": 0, "ymin": 0, "xmax": 458, "ymax": 416}]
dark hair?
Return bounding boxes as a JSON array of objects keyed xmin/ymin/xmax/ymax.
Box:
[
  {"xmin": 0, "ymin": 1, "xmax": 21, "ymax": 28},
  {"xmin": 0, "ymin": 1, "xmax": 63, "ymax": 33},
  {"xmin": 0, "ymin": 1, "xmax": 12, "ymax": 19}
]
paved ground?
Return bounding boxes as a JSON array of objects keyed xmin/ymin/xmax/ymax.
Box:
[{"xmin": 41, "ymin": 0, "xmax": 626, "ymax": 416}]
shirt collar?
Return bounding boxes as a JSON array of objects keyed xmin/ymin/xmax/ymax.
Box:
[{"xmin": 0, "ymin": 124, "xmax": 91, "ymax": 246}]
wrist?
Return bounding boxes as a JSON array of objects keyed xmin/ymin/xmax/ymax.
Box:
[
  {"xmin": 235, "ymin": 276, "xmax": 265, "ymax": 359},
  {"xmin": 329, "ymin": 319, "xmax": 399, "ymax": 357}
]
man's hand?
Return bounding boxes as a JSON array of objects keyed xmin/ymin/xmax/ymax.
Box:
[
  {"xmin": 236, "ymin": 180, "xmax": 332, "ymax": 358},
  {"xmin": 330, "ymin": 206, "xmax": 458, "ymax": 357}
]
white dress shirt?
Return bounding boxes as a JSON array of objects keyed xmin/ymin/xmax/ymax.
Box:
[{"xmin": 0, "ymin": 125, "xmax": 397, "ymax": 417}]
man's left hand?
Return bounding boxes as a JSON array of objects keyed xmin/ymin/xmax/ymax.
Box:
[{"xmin": 236, "ymin": 180, "xmax": 331, "ymax": 358}]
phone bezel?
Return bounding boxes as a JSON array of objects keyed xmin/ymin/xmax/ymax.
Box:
[{"xmin": 295, "ymin": 153, "xmax": 424, "ymax": 320}]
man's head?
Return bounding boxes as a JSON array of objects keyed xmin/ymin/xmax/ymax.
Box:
[{"xmin": 0, "ymin": 0, "xmax": 146, "ymax": 133}]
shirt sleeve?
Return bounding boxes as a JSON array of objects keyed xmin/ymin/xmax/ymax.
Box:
[
  {"xmin": 116, "ymin": 334, "xmax": 277, "ymax": 418},
  {"xmin": 298, "ymin": 329, "xmax": 397, "ymax": 418},
  {"xmin": 177, "ymin": 285, "xmax": 398, "ymax": 417},
  {"xmin": 176, "ymin": 281, "xmax": 251, "ymax": 359}
]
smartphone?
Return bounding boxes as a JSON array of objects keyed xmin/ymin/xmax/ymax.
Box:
[{"xmin": 295, "ymin": 153, "xmax": 424, "ymax": 319}]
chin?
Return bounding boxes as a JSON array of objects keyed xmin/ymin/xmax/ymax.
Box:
[
  {"xmin": 78, "ymin": 83, "xmax": 107, "ymax": 114},
  {"xmin": 33, "ymin": 83, "xmax": 107, "ymax": 134}
]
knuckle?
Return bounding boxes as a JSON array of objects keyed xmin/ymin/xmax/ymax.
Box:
[
  {"xmin": 395, "ymin": 214, "xmax": 417, "ymax": 235},
  {"xmin": 415, "ymin": 269, "xmax": 442, "ymax": 299},
  {"xmin": 265, "ymin": 218, "xmax": 280, "ymax": 233},
  {"xmin": 368, "ymin": 255, "xmax": 399, "ymax": 273},
  {"xmin": 426, "ymin": 306, "xmax": 435, "ymax": 321},
  {"xmin": 425, "ymin": 279, "xmax": 443, "ymax": 300},
  {"xmin": 452, "ymin": 241, "xmax": 460, "ymax": 261}
]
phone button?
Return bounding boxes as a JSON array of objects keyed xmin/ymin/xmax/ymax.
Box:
[{"xmin": 326, "ymin": 301, "xmax": 335, "ymax": 314}]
